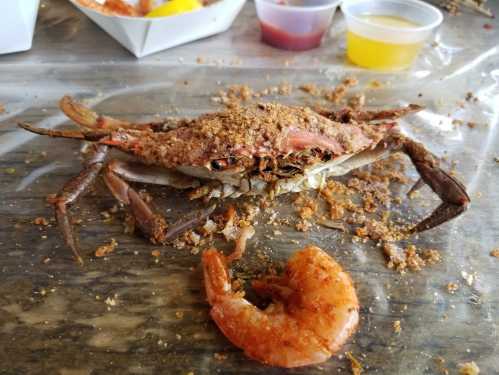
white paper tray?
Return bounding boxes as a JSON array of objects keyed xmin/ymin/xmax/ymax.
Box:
[
  {"xmin": 69, "ymin": 0, "xmax": 247, "ymax": 58},
  {"xmin": 0, "ymin": 0, "xmax": 40, "ymax": 55}
]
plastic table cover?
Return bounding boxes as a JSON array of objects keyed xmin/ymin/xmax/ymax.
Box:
[{"xmin": 0, "ymin": 1, "xmax": 498, "ymax": 374}]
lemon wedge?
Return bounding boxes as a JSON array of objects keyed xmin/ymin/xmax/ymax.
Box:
[{"xmin": 145, "ymin": 0, "xmax": 202, "ymax": 18}]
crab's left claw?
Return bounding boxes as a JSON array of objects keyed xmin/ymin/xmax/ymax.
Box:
[{"xmin": 398, "ymin": 136, "xmax": 470, "ymax": 233}]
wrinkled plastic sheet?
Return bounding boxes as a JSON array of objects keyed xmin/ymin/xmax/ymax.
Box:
[{"xmin": 0, "ymin": 0, "xmax": 498, "ymax": 374}]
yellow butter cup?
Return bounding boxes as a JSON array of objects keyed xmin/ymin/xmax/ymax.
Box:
[{"xmin": 145, "ymin": 0, "xmax": 202, "ymax": 18}]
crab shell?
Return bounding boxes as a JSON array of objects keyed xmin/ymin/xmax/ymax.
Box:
[{"xmin": 102, "ymin": 103, "xmax": 397, "ymax": 199}]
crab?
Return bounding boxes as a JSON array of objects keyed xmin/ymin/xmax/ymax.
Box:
[{"xmin": 19, "ymin": 96, "xmax": 470, "ymax": 263}]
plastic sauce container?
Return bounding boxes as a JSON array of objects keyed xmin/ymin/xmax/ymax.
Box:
[
  {"xmin": 341, "ymin": 0, "xmax": 443, "ymax": 70},
  {"xmin": 255, "ymin": 0, "xmax": 341, "ymax": 51}
]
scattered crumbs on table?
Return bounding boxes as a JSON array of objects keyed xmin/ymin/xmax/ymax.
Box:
[
  {"xmin": 490, "ymin": 248, "xmax": 499, "ymax": 258},
  {"xmin": 299, "ymin": 83, "xmax": 320, "ymax": 96},
  {"xmin": 33, "ymin": 217, "xmax": 49, "ymax": 226},
  {"xmin": 367, "ymin": 79, "xmax": 383, "ymax": 89},
  {"xmin": 214, "ymin": 352, "xmax": 228, "ymax": 361},
  {"xmin": 458, "ymin": 361, "xmax": 480, "ymax": 375},
  {"xmin": 446, "ymin": 282, "xmax": 459, "ymax": 294},
  {"xmin": 434, "ymin": 356, "xmax": 449, "ymax": 375},
  {"xmin": 95, "ymin": 238, "xmax": 118, "ymax": 258},
  {"xmin": 324, "ymin": 76, "xmax": 358, "ymax": 104},
  {"xmin": 393, "ymin": 320, "xmax": 401, "ymax": 334}
]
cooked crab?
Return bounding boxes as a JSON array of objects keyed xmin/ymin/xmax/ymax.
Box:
[{"xmin": 19, "ymin": 96, "xmax": 470, "ymax": 263}]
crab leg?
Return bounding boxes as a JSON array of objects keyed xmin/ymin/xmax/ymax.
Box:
[
  {"xmin": 319, "ymin": 104, "xmax": 423, "ymax": 123},
  {"xmin": 104, "ymin": 162, "xmax": 215, "ymax": 244},
  {"xmin": 60, "ymin": 96, "xmax": 184, "ymax": 132},
  {"xmin": 397, "ymin": 136, "xmax": 470, "ymax": 233},
  {"xmin": 48, "ymin": 144, "xmax": 109, "ymax": 264}
]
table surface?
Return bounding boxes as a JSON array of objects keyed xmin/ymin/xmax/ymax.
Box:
[{"xmin": 1, "ymin": 1, "xmax": 498, "ymax": 374}]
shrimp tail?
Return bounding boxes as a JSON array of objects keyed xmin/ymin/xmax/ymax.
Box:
[{"xmin": 202, "ymin": 248, "xmax": 231, "ymax": 305}]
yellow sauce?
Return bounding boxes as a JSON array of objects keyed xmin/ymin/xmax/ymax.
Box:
[{"xmin": 347, "ymin": 15, "xmax": 422, "ymax": 70}]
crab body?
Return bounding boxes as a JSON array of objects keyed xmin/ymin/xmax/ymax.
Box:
[{"xmin": 19, "ymin": 97, "xmax": 469, "ymax": 263}]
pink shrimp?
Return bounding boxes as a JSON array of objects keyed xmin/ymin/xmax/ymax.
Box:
[{"xmin": 202, "ymin": 244, "xmax": 359, "ymax": 368}]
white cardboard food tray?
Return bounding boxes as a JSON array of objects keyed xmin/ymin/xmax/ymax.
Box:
[
  {"xmin": 69, "ymin": 0, "xmax": 247, "ymax": 58},
  {"xmin": 0, "ymin": 0, "xmax": 40, "ymax": 54}
]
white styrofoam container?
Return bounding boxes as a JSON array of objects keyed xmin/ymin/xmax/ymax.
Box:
[
  {"xmin": 0, "ymin": 0, "xmax": 40, "ymax": 54},
  {"xmin": 69, "ymin": 0, "xmax": 247, "ymax": 58}
]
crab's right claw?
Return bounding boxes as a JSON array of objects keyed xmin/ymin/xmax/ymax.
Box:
[{"xmin": 402, "ymin": 137, "xmax": 470, "ymax": 233}]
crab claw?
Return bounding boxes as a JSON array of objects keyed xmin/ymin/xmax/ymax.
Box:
[
  {"xmin": 60, "ymin": 96, "xmax": 180, "ymax": 132},
  {"xmin": 399, "ymin": 136, "xmax": 470, "ymax": 233}
]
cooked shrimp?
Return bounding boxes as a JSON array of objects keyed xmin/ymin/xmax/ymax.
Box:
[{"xmin": 202, "ymin": 244, "xmax": 359, "ymax": 368}]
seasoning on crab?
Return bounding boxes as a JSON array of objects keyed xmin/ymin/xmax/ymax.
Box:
[
  {"xmin": 19, "ymin": 96, "xmax": 469, "ymax": 263},
  {"xmin": 202, "ymin": 242, "xmax": 359, "ymax": 368}
]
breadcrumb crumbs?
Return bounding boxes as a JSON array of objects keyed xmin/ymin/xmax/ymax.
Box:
[
  {"xmin": 446, "ymin": 282, "xmax": 459, "ymax": 294},
  {"xmin": 383, "ymin": 243, "xmax": 440, "ymax": 272},
  {"xmin": 422, "ymin": 249, "xmax": 442, "ymax": 265},
  {"xmin": 325, "ymin": 77, "xmax": 358, "ymax": 104},
  {"xmin": 151, "ymin": 250, "xmax": 161, "ymax": 257},
  {"xmin": 33, "ymin": 217, "xmax": 49, "ymax": 226},
  {"xmin": 368, "ymin": 79, "xmax": 383, "ymax": 89},
  {"xmin": 95, "ymin": 238, "xmax": 118, "ymax": 257},
  {"xmin": 490, "ymin": 248, "xmax": 499, "ymax": 258},
  {"xmin": 458, "ymin": 361, "xmax": 480, "ymax": 375},
  {"xmin": 214, "ymin": 352, "xmax": 228, "ymax": 361},
  {"xmin": 434, "ymin": 356, "xmax": 449, "ymax": 375},
  {"xmin": 299, "ymin": 83, "xmax": 321, "ymax": 96},
  {"xmin": 296, "ymin": 219, "xmax": 312, "ymax": 232},
  {"xmin": 393, "ymin": 320, "xmax": 401, "ymax": 334},
  {"xmin": 348, "ymin": 94, "xmax": 365, "ymax": 110},
  {"xmin": 405, "ymin": 245, "xmax": 426, "ymax": 271}
]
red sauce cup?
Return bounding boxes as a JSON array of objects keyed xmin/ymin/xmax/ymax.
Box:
[{"xmin": 255, "ymin": 0, "xmax": 341, "ymax": 51}]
